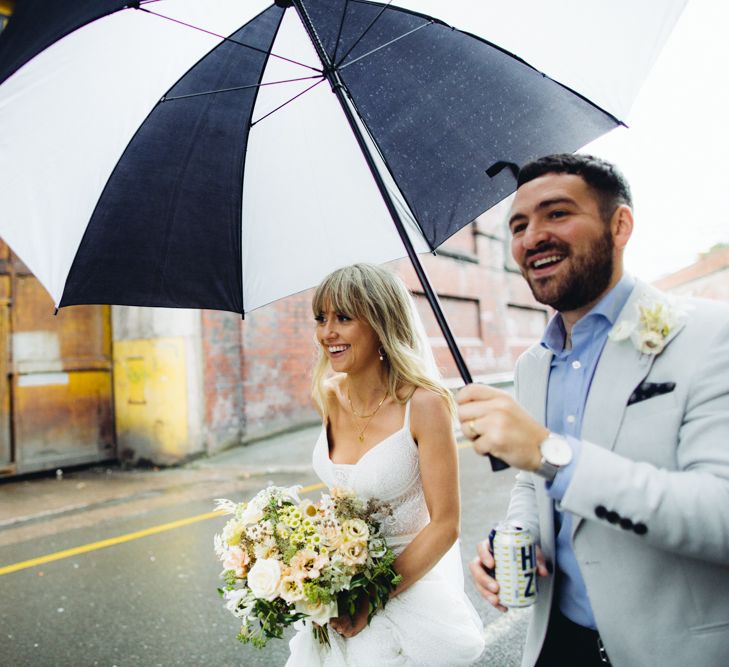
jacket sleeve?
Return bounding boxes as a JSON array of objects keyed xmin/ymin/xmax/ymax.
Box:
[
  {"xmin": 504, "ymin": 354, "xmax": 541, "ymax": 543},
  {"xmin": 505, "ymin": 470, "xmax": 541, "ymax": 544},
  {"xmin": 560, "ymin": 310, "xmax": 729, "ymax": 565}
]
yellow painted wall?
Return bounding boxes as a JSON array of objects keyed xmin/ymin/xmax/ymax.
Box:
[{"xmin": 113, "ymin": 337, "xmax": 189, "ymax": 462}]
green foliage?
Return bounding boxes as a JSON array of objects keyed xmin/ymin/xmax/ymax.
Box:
[
  {"xmin": 223, "ymin": 569, "xmax": 239, "ymax": 589},
  {"xmin": 335, "ymin": 554, "xmax": 401, "ymax": 625},
  {"xmin": 236, "ymin": 597, "xmax": 307, "ymax": 650},
  {"xmin": 282, "ymin": 544, "xmax": 299, "ymax": 563},
  {"xmin": 303, "ymin": 581, "xmax": 334, "ymax": 605}
]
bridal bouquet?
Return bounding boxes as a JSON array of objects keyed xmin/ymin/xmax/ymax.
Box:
[{"xmin": 213, "ymin": 485, "xmax": 401, "ymax": 649}]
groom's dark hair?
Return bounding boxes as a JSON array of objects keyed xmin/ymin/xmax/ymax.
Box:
[{"xmin": 516, "ymin": 154, "xmax": 633, "ymax": 224}]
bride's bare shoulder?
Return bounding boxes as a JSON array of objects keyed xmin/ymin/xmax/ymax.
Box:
[
  {"xmin": 409, "ymin": 386, "xmax": 452, "ymax": 431},
  {"xmin": 409, "ymin": 385, "xmax": 448, "ymax": 408}
]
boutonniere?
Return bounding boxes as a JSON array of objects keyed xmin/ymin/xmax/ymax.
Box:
[{"xmin": 608, "ymin": 298, "xmax": 686, "ymax": 356}]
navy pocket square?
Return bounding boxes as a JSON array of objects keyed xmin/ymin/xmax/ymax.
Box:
[{"xmin": 627, "ymin": 381, "xmax": 676, "ymax": 406}]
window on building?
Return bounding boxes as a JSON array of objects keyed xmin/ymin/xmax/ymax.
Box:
[{"xmin": 506, "ymin": 304, "xmax": 548, "ymax": 355}]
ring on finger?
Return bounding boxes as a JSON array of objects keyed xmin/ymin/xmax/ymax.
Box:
[{"xmin": 464, "ymin": 419, "xmax": 479, "ymax": 439}]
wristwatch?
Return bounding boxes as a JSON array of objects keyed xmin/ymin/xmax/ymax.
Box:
[{"xmin": 535, "ymin": 433, "xmax": 573, "ymax": 481}]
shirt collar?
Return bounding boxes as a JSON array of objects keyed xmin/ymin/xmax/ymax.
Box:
[{"xmin": 540, "ymin": 273, "xmax": 635, "ymax": 354}]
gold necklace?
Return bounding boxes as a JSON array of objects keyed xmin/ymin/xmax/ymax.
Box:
[{"xmin": 347, "ymin": 387, "xmax": 388, "ymax": 442}]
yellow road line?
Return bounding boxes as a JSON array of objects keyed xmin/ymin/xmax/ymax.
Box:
[{"xmin": 0, "ymin": 481, "xmax": 325, "ymax": 577}]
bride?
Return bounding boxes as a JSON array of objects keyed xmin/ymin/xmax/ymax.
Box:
[{"xmin": 286, "ymin": 263, "xmax": 485, "ymax": 666}]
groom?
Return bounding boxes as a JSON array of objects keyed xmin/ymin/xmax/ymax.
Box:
[{"xmin": 457, "ymin": 154, "xmax": 729, "ymax": 666}]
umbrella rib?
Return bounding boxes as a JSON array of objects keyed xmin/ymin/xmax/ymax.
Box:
[
  {"xmin": 250, "ymin": 77, "xmax": 326, "ymax": 127},
  {"xmin": 337, "ymin": 20, "xmax": 433, "ymax": 71},
  {"xmin": 332, "ymin": 0, "xmax": 351, "ymax": 64},
  {"xmin": 334, "ymin": 0, "xmax": 393, "ymax": 68},
  {"xmin": 138, "ymin": 7, "xmax": 321, "ymax": 73},
  {"xmin": 161, "ymin": 75, "xmax": 323, "ymax": 103}
]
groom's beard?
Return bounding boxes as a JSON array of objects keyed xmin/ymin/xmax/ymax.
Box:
[{"xmin": 523, "ymin": 228, "xmax": 615, "ymax": 312}]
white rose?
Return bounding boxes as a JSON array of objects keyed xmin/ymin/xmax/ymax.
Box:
[
  {"xmin": 247, "ymin": 558, "xmax": 282, "ymax": 601},
  {"xmin": 295, "ymin": 598, "xmax": 339, "ymax": 625},
  {"xmin": 637, "ymin": 330, "xmax": 666, "ymax": 355}
]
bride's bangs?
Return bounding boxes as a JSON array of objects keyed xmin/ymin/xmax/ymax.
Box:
[{"xmin": 312, "ymin": 270, "xmax": 369, "ymax": 322}]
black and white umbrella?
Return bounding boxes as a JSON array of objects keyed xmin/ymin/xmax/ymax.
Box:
[{"xmin": 0, "ymin": 0, "xmax": 685, "ymax": 376}]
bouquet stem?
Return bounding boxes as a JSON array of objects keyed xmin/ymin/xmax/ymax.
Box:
[{"xmin": 313, "ymin": 622, "xmax": 330, "ymax": 647}]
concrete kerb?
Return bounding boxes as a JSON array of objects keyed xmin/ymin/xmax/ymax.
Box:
[{"xmin": 0, "ymin": 423, "xmax": 322, "ymax": 530}]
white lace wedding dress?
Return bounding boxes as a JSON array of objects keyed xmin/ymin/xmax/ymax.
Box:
[{"xmin": 286, "ymin": 401, "xmax": 485, "ymax": 666}]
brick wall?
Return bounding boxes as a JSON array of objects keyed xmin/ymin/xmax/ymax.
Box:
[
  {"xmin": 240, "ymin": 290, "xmax": 319, "ymax": 440},
  {"xmin": 201, "ymin": 310, "xmax": 246, "ymax": 453},
  {"xmin": 200, "ymin": 196, "xmax": 549, "ymax": 451}
]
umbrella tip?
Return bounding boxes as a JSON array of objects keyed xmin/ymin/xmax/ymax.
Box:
[{"xmin": 274, "ymin": 0, "xmax": 294, "ymax": 7}]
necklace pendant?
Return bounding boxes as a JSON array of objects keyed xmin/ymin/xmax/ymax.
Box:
[{"xmin": 358, "ymin": 433, "xmax": 365, "ymax": 443}]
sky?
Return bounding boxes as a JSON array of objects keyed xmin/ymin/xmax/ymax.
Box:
[{"xmin": 581, "ymin": 0, "xmax": 729, "ymax": 280}]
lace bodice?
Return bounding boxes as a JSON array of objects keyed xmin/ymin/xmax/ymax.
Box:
[{"xmin": 312, "ymin": 401, "xmax": 430, "ymax": 545}]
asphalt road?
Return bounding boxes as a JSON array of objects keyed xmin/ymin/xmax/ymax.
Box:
[{"xmin": 0, "ymin": 439, "xmax": 529, "ymax": 667}]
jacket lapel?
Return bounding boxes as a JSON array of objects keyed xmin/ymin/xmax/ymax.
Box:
[{"xmin": 581, "ymin": 280, "xmax": 685, "ymax": 449}]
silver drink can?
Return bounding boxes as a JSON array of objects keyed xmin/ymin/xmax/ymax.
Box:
[{"xmin": 488, "ymin": 522, "xmax": 537, "ymax": 607}]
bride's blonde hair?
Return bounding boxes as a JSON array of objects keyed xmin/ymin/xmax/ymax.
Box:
[{"xmin": 311, "ymin": 263, "xmax": 454, "ymax": 419}]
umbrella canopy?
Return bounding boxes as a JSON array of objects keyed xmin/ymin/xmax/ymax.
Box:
[{"xmin": 0, "ymin": 0, "xmax": 685, "ymax": 317}]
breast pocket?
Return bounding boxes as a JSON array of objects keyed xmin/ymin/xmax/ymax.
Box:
[{"xmin": 625, "ymin": 389, "xmax": 679, "ymax": 418}]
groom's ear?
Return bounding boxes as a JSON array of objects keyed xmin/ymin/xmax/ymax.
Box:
[{"xmin": 611, "ymin": 205, "xmax": 633, "ymax": 251}]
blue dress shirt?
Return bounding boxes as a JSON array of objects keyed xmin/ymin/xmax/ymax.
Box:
[{"xmin": 539, "ymin": 273, "xmax": 635, "ymax": 629}]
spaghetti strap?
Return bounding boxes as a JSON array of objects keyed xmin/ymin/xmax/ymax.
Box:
[{"xmin": 404, "ymin": 399, "xmax": 412, "ymax": 428}]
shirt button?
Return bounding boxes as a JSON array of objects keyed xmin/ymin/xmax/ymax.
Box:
[
  {"xmin": 566, "ymin": 415, "xmax": 576, "ymax": 424},
  {"xmin": 571, "ymin": 360, "xmax": 581, "ymax": 369}
]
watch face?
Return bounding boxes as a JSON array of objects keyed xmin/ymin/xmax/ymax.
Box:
[{"xmin": 542, "ymin": 436, "xmax": 572, "ymax": 466}]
